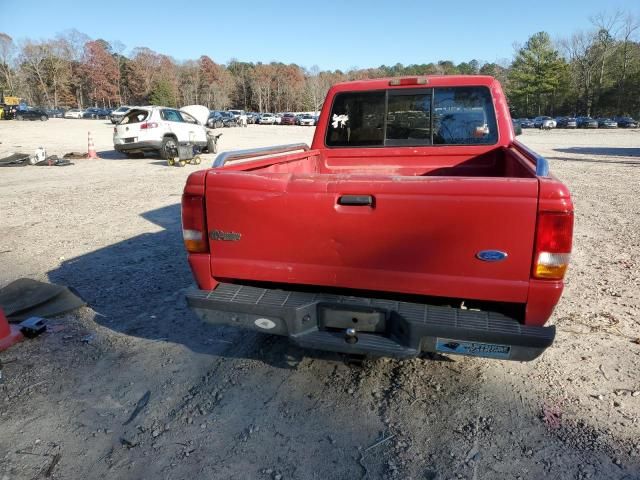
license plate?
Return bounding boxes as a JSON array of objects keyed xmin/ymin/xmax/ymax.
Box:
[
  {"xmin": 124, "ymin": 137, "xmax": 136, "ymax": 143},
  {"xmin": 436, "ymin": 338, "xmax": 511, "ymax": 359}
]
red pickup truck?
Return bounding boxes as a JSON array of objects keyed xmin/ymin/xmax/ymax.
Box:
[{"xmin": 182, "ymin": 76, "xmax": 573, "ymax": 361}]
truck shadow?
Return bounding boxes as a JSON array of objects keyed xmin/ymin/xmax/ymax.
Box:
[{"xmin": 46, "ymin": 203, "xmax": 343, "ymax": 367}]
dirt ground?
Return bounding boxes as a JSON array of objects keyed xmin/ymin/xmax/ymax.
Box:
[{"xmin": 0, "ymin": 119, "xmax": 639, "ymax": 480}]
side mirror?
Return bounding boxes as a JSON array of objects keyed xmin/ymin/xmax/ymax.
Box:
[{"xmin": 513, "ymin": 122, "xmax": 522, "ymax": 136}]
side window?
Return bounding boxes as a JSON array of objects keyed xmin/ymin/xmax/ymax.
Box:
[
  {"xmin": 433, "ymin": 87, "xmax": 497, "ymax": 145},
  {"xmin": 326, "ymin": 91, "xmax": 385, "ymax": 147},
  {"xmin": 181, "ymin": 112, "xmax": 198, "ymax": 124},
  {"xmin": 161, "ymin": 109, "xmax": 183, "ymax": 122}
]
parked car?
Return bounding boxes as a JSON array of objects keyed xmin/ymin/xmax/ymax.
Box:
[
  {"xmin": 113, "ymin": 106, "xmax": 208, "ymax": 159},
  {"xmin": 280, "ymin": 113, "xmax": 297, "ymax": 125},
  {"xmin": 64, "ymin": 108, "xmax": 84, "ymax": 119},
  {"xmin": 274, "ymin": 113, "xmax": 283, "ymax": 124},
  {"xmin": 576, "ymin": 117, "xmax": 598, "ymax": 128},
  {"xmin": 181, "ymin": 75, "xmax": 574, "ymax": 362},
  {"xmin": 246, "ymin": 112, "xmax": 259, "ymax": 124},
  {"xmin": 110, "ymin": 106, "xmax": 131, "ymax": 124},
  {"xmin": 46, "ymin": 107, "xmax": 66, "ymax": 118},
  {"xmin": 207, "ymin": 111, "xmax": 237, "ymax": 129},
  {"xmin": 596, "ymin": 118, "xmax": 617, "ymax": 128},
  {"xmin": 556, "ymin": 117, "xmax": 577, "ymax": 128},
  {"xmin": 296, "ymin": 114, "xmax": 316, "ymax": 126},
  {"xmin": 614, "ymin": 116, "xmax": 638, "ymax": 128},
  {"xmin": 614, "ymin": 116, "xmax": 637, "ymax": 128},
  {"xmin": 15, "ymin": 107, "xmax": 49, "ymax": 121},
  {"xmin": 519, "ymin": 118, "xmax": 535, "ymax": 128},
  {"xmin": 227, "ymin": 110, "xmax": 245, "ymax": 119},
  {"xmin": 83, "ymin": 107, "xmax": 110, "ymax": 119},
  {"xmin": 533, "ymin": 116, "xmax": 556, "ymax": 129},
  {"xmin": 257, "ymin": 113, "xmax": 276, "ymax": 125}
]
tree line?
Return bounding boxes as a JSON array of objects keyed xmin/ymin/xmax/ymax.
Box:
[{"xmin": 0, "ymin": 10, "xmax": 638, "ymax": 118}]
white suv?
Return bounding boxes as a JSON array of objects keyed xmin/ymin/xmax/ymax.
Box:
[{"xmin": 113, "ymin": 107, "xmax": 208, "ymax": 158}]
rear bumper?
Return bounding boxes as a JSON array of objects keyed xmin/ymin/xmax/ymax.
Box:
[
  {"xmin": 114, "ymin": 140, "xmax": 163, "ymax": 152},
  {"xmin": 186, "ymin": 283, "xmax": 555, "ymax": 361},
  {"xmin": 114, "ymin": 140, "xmax": 207, "ymax": 152}
]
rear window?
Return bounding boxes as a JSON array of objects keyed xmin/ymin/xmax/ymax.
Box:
[
  {"xmin": 326, "ymin": 86, "xmax": 497, "ymax": 147},
  {"xmin": 121, "ymin": 109, "xmax": 149, "ymax": 124}
]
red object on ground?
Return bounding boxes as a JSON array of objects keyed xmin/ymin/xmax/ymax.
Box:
[{"xmin": 0, "ymin": 307, "xmax": 24, "ymax": 352}]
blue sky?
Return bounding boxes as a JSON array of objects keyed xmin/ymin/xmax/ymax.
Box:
[{"xmin": 3, "ymin": 0, "xmax": 639, "ymax": 70}]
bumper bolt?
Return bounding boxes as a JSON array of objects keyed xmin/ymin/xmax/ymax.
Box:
[{"xmin": 345, "ymin": 328, "xmax": 358, "ymax": 344}]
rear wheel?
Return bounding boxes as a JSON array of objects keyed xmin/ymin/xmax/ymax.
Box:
[
  {"xmin": 215, "ymin": 120, "xmax": 223, "ymax": 129},
  {"xmin": 16, "ymin": 114, "xmax": 23, "ymax": 121},
  {"xmin": 40, "ymin": 115, "xmax": 48, "ymax": 121},
  {"xmin": 160, "ymin": 136, "xmax": 178, "ymax": 160}
]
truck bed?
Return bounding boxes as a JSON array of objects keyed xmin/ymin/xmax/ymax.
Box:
[
  {"xmin": 202, "ymin": 144, "xmax": 539, "ymax": 309},
  {"xmin": 222, "ymin": 144, "xmax": 536, "ymax": 178}
]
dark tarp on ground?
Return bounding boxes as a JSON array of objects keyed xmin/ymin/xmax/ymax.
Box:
[
  {"xmin": 0, "ymin": 153, "xmax": 30, "ymax": 167},
  {"xmin": 0, "ymin": 278, "xmax": 86, "ymax": 323}
]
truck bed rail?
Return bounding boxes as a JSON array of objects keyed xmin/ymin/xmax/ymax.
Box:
[
  {"xmin": 213, "ymin": 143, "xmax": 310, "ymax": 168},
  {"xmin": 514, "ymin": 140, "xmax": 549, "ymax": 177}
]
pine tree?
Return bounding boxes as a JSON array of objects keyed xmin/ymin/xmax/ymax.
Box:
[{"xmin": 508, "ymin": 32, "xmax": 567, "ymax": 116}]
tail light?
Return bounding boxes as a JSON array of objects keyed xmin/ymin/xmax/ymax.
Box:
[
  {"xmin": 181, "ymin": 194, "xmax": 209, "ymax": 253},
  {"xmin": 140, "ymin": 122, "xmax": 158, "ymax": 129},
  {"xmin": 532, "ymin": 212, "xmax": 574, "ymax": 280},
  {"xmin": 389, "ymin": 77, "xmax": 428, "ymax": 86}
]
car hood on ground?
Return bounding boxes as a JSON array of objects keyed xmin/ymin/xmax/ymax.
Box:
[{"xmin": 181, "ymin": 105, "xmax": 209, "ymax": 125}]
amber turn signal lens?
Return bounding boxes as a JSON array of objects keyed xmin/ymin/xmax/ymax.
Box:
[{"xmin": 533, "ymin": 252, "xmax": 570, "ymax": 280}]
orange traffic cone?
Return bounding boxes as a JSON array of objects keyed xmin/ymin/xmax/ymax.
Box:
[
  {"xmin": 87, "ymin": 131, "xmax": 99, "ymax": 159},
  {"xmin": 0, "ymin": 307, "xmax": 23, "ymax": 352}
]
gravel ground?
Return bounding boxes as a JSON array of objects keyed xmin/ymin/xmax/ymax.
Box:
[{"xmin": 0, "ymin": 119, "xmax": 639, "ymax": 480}]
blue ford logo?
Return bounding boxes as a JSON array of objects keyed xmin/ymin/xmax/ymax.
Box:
[{"xmin": 476, "ymin": 250, "xmax": 508, "ymax": 262}]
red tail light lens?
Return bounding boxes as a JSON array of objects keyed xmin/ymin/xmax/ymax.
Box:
[
  {"xmin": 532, "ymin": 212, "xmax": 574, "ymax": 279},
  {"xmin": 140, "ymin": 122, "xmax": 158, "ymax": 129},
  {"xmin": 181, "ymin": 194, "xmax": 208, "ymax": 253}
]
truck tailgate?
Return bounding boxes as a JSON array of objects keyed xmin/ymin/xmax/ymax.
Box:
[{"xmin": 204, "ymin": 172, "xmax": 538, "ymax": 303}]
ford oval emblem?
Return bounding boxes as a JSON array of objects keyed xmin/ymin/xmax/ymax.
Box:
[{"xmin": 476, "ymin": 250, "xmax": 508, "ymax": 262}]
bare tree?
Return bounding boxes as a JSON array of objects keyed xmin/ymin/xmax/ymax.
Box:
[
  {"xmin": 560, "ymin": 31, "xmax": 599, "ymax": 115},
  {"xmin": 20, "ymin": 41, "xmax": 53, "ymax": 106},
  {"xmin": 0, "ymin": 32, "xmax": 16, "ymax": 94},
  {"xmin": 615, "ymin": 13, "xmax": 640, "ymax": 112}
]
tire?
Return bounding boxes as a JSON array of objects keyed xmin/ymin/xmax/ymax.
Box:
[
  {"xmin": 215, "ymin": 120, "xmax": 223, "ymax": 129},
  {"xmin": 40, "ymin": 115, "xmax": 48, "ymax": 121},
  {"xmin": 16, "ymin": 114, "xmax": 23, "ymax": 121},
  {"xmin": 160, "ymin": 136, "xmax": 178, "ymax": 160}
]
